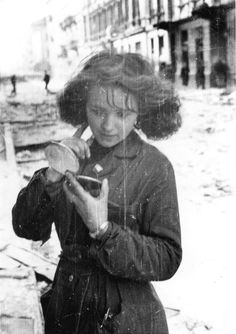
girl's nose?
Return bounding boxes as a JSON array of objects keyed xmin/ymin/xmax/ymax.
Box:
[{"xmin": 101, "ymin": 114, "xmax": 114, "ymax": 132}]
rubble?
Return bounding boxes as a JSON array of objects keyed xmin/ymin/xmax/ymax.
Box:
[
  {"xmin": 2, "ymin": 244, "xmax": 57, "ymax": 281},
  {"xmin": 0, "ymin": 267, "xmax": 44, "ymax": 334}
]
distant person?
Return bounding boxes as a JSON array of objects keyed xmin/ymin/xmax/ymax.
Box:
[
  {"xmin": 196, "ymin": 65, "xmax": 205, "ymax": 89},
  {"xmin": 43, "ymin": 71, "xmax": 50, "ymax": 92},
  {"xmin": 211, "ymin": 60, "xmax": 228, "ymax": 88},
  {"xmin": 11, "ymin": 75, "xmax": 17, "ymax": 95},
  {"xmin": 180, "ymin": 63, "xmax": 189, "ymax": 86}
]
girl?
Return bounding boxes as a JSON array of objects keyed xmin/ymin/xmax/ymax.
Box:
[{"xmin": 13, "ymin": 51, "xmax": 182, "ymax": 334}]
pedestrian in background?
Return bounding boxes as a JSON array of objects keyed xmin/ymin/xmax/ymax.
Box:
[
  {"xmin": 196, "ymin": 64, "xmax": 205, "ymax": 89},
  {"xmin": 43, "ymin": 70, "xmax": 50, "ymax": 92},
  {"xmin": 10, "ymin": 74, "xmax": 17, "ymax": 95},
  {"xmin": 12, "ymin": 51, "xmax": 182, "ymax": 334},
  {"xmin": 180, "ymin": 62, "xmax": 189, "ymax": 86}
]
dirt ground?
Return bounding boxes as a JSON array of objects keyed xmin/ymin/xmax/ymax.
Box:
[
  {"xmin": 152, "ymin": 89, "xmax": 236, "ymax": 334},
  {"xmin": 0, "ymin": 80, "xmax": 235, "ymax": 333}
]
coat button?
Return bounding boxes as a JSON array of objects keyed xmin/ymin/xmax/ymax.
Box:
[
  {"xmin": 68, "ymin": 274, "xmax": 74, "ymax": 282},
  {"xmin": 77, "ymin": 250, "xmax": 82, "ymax": 260}
]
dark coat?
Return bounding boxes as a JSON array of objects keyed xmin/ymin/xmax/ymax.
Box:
[{"xmin": 12, "ymin": 131, "xmax": 182, "ymax": 334}]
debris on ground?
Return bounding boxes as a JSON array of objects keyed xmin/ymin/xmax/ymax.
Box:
[
  {"xmin": 1, "ymin": 244, "xmax": 57, "ymax": 281},
  {"xmin": 0, "ymin": 267, "xmax": 44, "ymax": 334}
]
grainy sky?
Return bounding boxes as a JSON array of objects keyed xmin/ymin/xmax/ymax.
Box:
[
  {"xmin": 0, "ymin": 0, "xmax": 48, "ymax": 73},
  {"xmin": 0, "ymin": 0, "xmax": 84, "ymax": 74}
]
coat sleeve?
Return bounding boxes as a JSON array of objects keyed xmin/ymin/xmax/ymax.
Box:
[
  {"xmin": 89, "ymin": 162, "xmax": 182, "ymax": 282},
  {"xmin": 12, "ymin": 168, "xmax": 55, "ymax": 243}
]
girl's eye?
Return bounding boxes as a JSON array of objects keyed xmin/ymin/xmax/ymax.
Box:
[
  {"xmin": 91, "ymin": 109, "xmax": 101, "ymax": 116},
  {"xmin": 117, "ymin": 111, "xmax": 125, "ymax": 118}
]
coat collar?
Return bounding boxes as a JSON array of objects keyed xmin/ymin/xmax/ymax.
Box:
[
  {"xmin": 112, "ymin": 130, "xmax": 142, "ymax": 159},
  {"xmin": 81, "ymin": 131, "xmax": 143, "ymax": 180}
]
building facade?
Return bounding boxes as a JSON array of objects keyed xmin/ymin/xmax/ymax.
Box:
[
  {"xmin": 32, "ymin": 0, "xmax": 86, "ymax": 81},
  {"xmin": 79, "ymin": 0, "xmax": 171, "ymax": 72},
  {"xmin": 79, "ymin": 0, "xmax": 235, "ymax": 87},
  {"xmin": 29, "ymin": 17, "xmax": 53, "ymax": 74},
  {"xmin": 156, "ymin": 0, "xmax": 236, "ymax": 88},
  {"xmin": 36, "ymin": 0, "xmax": 235, "ymax": 88}
]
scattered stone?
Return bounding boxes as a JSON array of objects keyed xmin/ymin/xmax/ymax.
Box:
[
  {"xmin": 16, "ymin": 150, "xmax": 32, "ymax": 160},
  {"xmin": 168, "ymin": 313, "xmax": 213, "ymax": 334},
  {"xmin": 205, "ymin": 127, "xmax": 214, "ymax": 134},
  {"xmin": 0, "ymin": 253, "xmax": 20, "ymax": 269},
  {"xmin": 0, "ymin": 267, "xmax": 44, "ymax": 334},
  {"xmin": 3, "ymin": 244, "xmax": 57, "ymax": 281}
]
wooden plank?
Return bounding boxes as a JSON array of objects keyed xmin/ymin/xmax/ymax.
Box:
[
  {"xmin": 0, "ymin": 316, "xmax": 34, "ymax": 334},
  {"xmin": 16, "ymin": 149, "xmax": 46, "ymax": 164},
  {"xmin": 0, "ymin": 267, "xmax": 44, "ymax": 334},
  {"xmin": 3, "ymin": 245, "xmax": 57, "ymax": 281},
  {"xmin": 13, "ymin": 122, "xmax": 75, "ymax": 147},
  {"xmin": 165, "ymin": 307, "xmax": 181, "ymax": 318},
  {"xmin": 0, "ymin": 101, "xmax": 57, "ymax": 124},
  {"xmin": 0, "ymin": 253, "xmax": 20, "ymax": 269},
  {"xmin": 3, "ymin": 123, "xmax": 17, "ymax": 169}
]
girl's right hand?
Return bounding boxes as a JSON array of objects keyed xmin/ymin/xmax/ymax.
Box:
[
  {"xmin": 45, "ymin": 167, "xmax": 63, "ymax": 183},
  {"xmin": 42, "ymin": 167, "xmax": 64, "ymax": 198},
  {"xmin": 60, "ymin": 138, "xmax": 91, "ymax": 160}
]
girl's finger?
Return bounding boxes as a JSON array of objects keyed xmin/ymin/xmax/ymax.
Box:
[
  {"xmin": 75, "ymin": 141, "xmax": 90, "ymax": 159},
  {"xmin": 63, "ymin": 181, "xmax": 76, "ymax": 203},
  {"xmin": 83, "ymin": 142, "xmax": 91, "ymax": 159},
  {"xmin": 65, "ymin": 172, "xmax": 88, "ymax": 200},
  {"xmin": 63, "ymin": 181, "xmax": 84, "ymax": 208},
  {"xmin": 70, "ymin": 141, "xmax": 85, "ymax": 159},
  {"xmin": 100, "ymin": 178, "xmax": 109, "ymax": 200}
]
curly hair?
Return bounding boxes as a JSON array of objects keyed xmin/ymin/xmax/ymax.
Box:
[{"xmin": 57, "ymin": 51, "xmax": 181, "ymax": 139}]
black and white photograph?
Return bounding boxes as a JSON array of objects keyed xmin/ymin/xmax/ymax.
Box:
[{"xmin": 0, "ymin": 0, "xmax": 235, "ymax": 333}]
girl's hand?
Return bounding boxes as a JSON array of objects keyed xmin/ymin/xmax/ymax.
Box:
[
  {"xmin": 45, "ymin": 167, "xmax": 63, "ymax": 183},
  {"xmin": 63, "ymin": 171, "xmax": 109, "ymax": 233},
  {"xmin": 42, "ymin": 168, "xmax": 64, "ymax": 199},
  {"xmin": 60, "ymin": 138, "xmax": 91, "ymax": 160}
]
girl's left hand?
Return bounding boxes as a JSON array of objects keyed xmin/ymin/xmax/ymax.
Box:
[{"xmin": 63, "ymin": 171, "xmax": 109, "ymax": 233}]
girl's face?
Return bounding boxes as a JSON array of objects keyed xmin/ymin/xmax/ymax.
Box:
[{"xmin": 86, "ymin": 85, "xmax": 138, "ymax": 148}]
